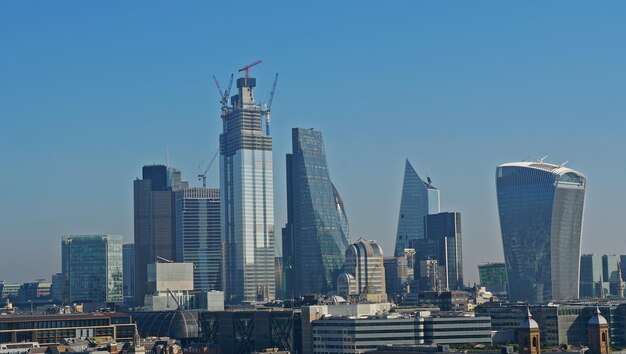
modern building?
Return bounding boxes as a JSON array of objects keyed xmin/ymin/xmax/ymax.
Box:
[
  {"xmin": 580, "ymin": 255, "xmax": 604, "ymax": 298},
  {"xmin": 134, "ymin": 165, "xmax": 186, "ymax": 306},
  {"xmin": 384, "ymin": 248, "xmax": 416, "ymax": 296},
  {"xmin": 50, "ymin": 273, "xmax": 64, "ymax": 302},
  {"xmin": 307, "ymin": 304, "xmax": 491, "ymax": 353},
  {"xmin": 0, "ymin": 282, "xmax": 20, "ymax": 300},
  {"xmin": 419, "ymin": 212, "xmax": 463, "ymax": 291},
  {"xmin": 199, "ymin": 308, "xmax": 301, "ymax": 354},
  {"xmin": 602, "ymin": 255, "xmax": 622, "ymax": 296},
  {"xmin": 220, "ymin": 72, "xmax": 276, "ymax": 303},
  {"xmin": 478, "ymin": 262, "xmax": 507, "ymax": 297},
  {"xmin": 337, "ymin": 239, "xmax": 387, "ymax": 303},
  {"xmin": 61, "ymin": 235, "xmax": 123, "ymax": 303},
  {"xmin": 496, "ymin": 160, "xmax": 586, "ymax": 302},
  {"xmin": 282, "ymin": 128, "xmax": 350, "ymax": 298},
  {"xmin": 176, "ymin": 187, "xmax": 221, "ymax": 292},
  {"xmin": 0, "ymin": 312, "xmax": 136, "ymax": 345},
  {"xmin": 122, "ymin": 243, "xmax": 134, "ymax": 303},
  {"xmin": 394, "ymin": 160, "xmax": 440, "ymax": 256},
  {"xmin": 144, "ymin": 262, "xmax": 194, "ymax": 310}
]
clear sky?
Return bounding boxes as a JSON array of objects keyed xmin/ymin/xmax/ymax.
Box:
[{"xmin": 2, "ymin": 1, "xmax": 626, "ymax": 285}]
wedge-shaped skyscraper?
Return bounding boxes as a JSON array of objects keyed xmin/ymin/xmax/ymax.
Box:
[
  {"xmin": 283, "ymin": 128, "xmax": 350, "ymax": 297},
  {"xmin": 394, "ymin": 159, "xmax": 440, "ymax": 256},
  {"xmin": 496, "ymin": 161, "xmax": 586, "ymax": 302}
]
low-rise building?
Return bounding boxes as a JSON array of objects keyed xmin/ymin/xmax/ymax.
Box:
[{"xmin": 0, "ymin": 312, "xmax": 136, "ymax": 345}]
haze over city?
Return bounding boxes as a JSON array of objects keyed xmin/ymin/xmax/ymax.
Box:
[{"xmin": 2, "ymin": 1, "xmax": 626, "ymax": 286}]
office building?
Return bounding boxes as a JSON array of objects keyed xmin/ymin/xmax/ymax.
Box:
[
  {"xmin": 394, "ymin": 160, "xmax": 440, "ymax": 256},
  {"xmin": 0, "ymin": 312, "xmax": 136, "ymax": 345},
  {"xmin": 307, "ymin": 304, "xmax": 491, "ymax": 353},
  {"xmin": 144, "ymin": 262, "xmax": 194, "ymax": 310},
  {"xmin": 384, "ymin": 248, "xmax": 416, "ymax": 296},
  {"xmin": 50, "ymin": 273, "xmax": 64, "ymax": 301},
  {"xmin": 419, "ymin": 212, "xmax": 463, "ymax": 291},
  {"xmin": 61, "ymin": 235, "xmax": 123, "ymax": 303},
  {"xmin": 220, "ymin": 72, "xmax": 275, "ymax": 303},
  {"xmin": 580, "ymin": 255, "xmax": 604, "ymax": 298},
  {"xmin": 176, "ymin": 187, "xmax": 221, "ymax": 292},
  {"xmin": 478, "ymin": 262, "xmax": 508, "ymax": 298},
  {"xmin": 496, "ymin": 160, "xmax": 586, "ymax": 302},
  {"xmin": 337, "ymin": 239, "xmax": 387, "ymax": 302},
  {"xmin": 134, "ymin": 165, "xmax": 185, "ymax": 306},
  {"xmin": 602, "ymin": 255, "xmax": 622, "ymax": 296},
  {"xmin": 122, "ymin": 243, "xmax": 134, "ymax": 303},
  {"xmin": 283, "ymin": 128, "xmax": 350, "ymax": 298}
]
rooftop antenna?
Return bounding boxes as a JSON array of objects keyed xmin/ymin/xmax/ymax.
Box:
[
  {"xmin": 538, "ymin": 155, "xmax": 548, "ymax": 163},
  {"xmin": 560, "ymin": 161, "xmax": 569, "ymax": 167},
  {"xmin": 166, "ymin": 146, "xmax": 170, "ymax": 168}
]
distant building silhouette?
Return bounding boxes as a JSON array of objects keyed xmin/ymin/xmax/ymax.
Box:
[
  {"xmin": 122, "ymin": 243, "xmax": 134, "ymax": 303},
  {"xmin": 496, "ymin": 161, "xmax": 586, "ymax": 302}
]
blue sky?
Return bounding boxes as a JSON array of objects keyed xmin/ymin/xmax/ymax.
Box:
[{"xmin": 1, "ymin": 1, "xmax": 626, "ymax": 284}]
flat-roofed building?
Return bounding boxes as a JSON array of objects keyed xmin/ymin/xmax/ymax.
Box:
[{"xmin": 0, "ymin": 312, "xmax": 136, "ymax": 345}]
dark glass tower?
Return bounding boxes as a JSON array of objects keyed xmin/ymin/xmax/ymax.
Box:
[
  {"xmin": 496, "ymin": 161, "xmax": 586, "ymax": 302},
  {"xmin": 175, "ymin": 187, "xmax": 222, "ymax": 291},
  {"xmin": 220, "ymin": 76, "xmax": 275, "ymax": 303},
  {"xmin": 423, "ymin": 212, "xmax": 463, "ymax": 290},
  {"xmin": 394, "ymin": 160, "xmax": 440, "ymax": 256},
  {"xmin": 133, "ymin": 165, "xmax": 181, "ymax": 305},
  {"xmin": 283, "ymin": 128, "xmax": 350, "ymax": 297}
]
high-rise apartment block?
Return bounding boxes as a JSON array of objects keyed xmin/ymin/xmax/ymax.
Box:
[
  {"xmin": 394, "ymin": 160, "xmax": 440, "ymax": 256},
  {"xmin": 220, "ymin": 74, "xmax": 275, "ymax": 303},
  {"xmin": 282, "ymin": 128, "xmax": 350, "ymax": 298},
  {"xmin": 175, "ymin": 187, "xmax": 222, "ymax": 291},
  {"xmin": 496, "ymin": 161, "xmax": 586, "ymax": 302},
  {"xmin": 337, "ymin": 239, "xmax": 387, "ymax": 302},
  {"xmin": 133, "ymin": 165, "xmax": 185, "ymax": 305},
  {"xmin": 61, "ymin": 235, "xmax": 123, "ymax": 303},
  {"xmin": 122, "ymin": 243, "xmax": 134, "ymax": 303}
]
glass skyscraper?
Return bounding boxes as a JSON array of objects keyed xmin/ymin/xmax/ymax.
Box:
[
  {"xmin": 220, "ymin": 75, "xmax": 275, "ymax": 303},
  {"xmin": 61, "ymin": 235, "xmax": 123, "ymax": 303},
  {"xmin": 175, "ymin": 187, "xmax": 221, "ymax": 291},
  {"xmin": 282, "ymin": 128, "xmax": 350, "ymax": 297},
  {"xmin": 580, "ymin": 254, "xmax": 603, "ymax": 298},
  {"xmin": 496, "ymin": 161, "xmax": 586, "ymax": 302},
  {"xmin": 394, "ymin": 159, "xmax": 440, "ymax": 256}
]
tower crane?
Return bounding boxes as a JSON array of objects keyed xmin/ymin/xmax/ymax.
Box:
[
  {"xmin": 212, "ymin": 74, "xmax": 234, "ymax": 110},
  {"xmin": 238, "ymin": 60, "xmax": 262, "ymax": 79},
  {"xmin": 198, "ymin": 150, "xmax": 219, "ymax": 188},
  {"xmin": 262, "ymin": 73, "xmax": 279, "ymax": 135}
]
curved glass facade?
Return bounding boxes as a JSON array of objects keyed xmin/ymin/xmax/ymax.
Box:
[
  {"xmin": 283, "ymin": 128, "xmax": 350, "ymax": 297},
  {"xmin": 496, "ymin": 162, "xmax": 586, "ymax": 302}
]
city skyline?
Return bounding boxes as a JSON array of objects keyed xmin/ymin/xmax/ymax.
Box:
[{"xmin": 2, "ymin": 2, "xmax": 626, "ymax": 285}]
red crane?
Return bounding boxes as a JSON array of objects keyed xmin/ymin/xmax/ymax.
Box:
[{"xmin": 239, "ymin": 60, "xmax": 262, "ymax": 79}]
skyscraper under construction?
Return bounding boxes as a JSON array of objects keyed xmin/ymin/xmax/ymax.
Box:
[{"xmin": 220, "ymin": 66, "xmax": 275, "ymax": 303}]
